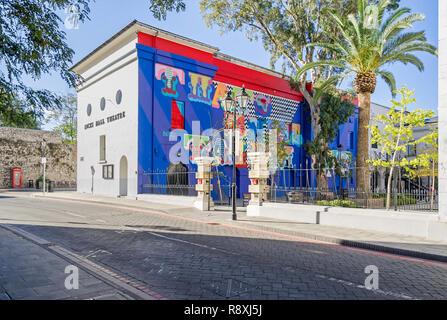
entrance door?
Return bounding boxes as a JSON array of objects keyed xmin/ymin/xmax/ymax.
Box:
[{"xmin": 119, "ymin": 156, "xmax": 128, "ymax": 197}]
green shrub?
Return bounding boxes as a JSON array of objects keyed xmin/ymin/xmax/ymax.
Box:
[
  {"xmin": 373, "ymin": 194, "xmax": 417, "ymax": 206},
  {"xmin": 316, "ymin": 200, "xmax": 359, "ymax": 208}
]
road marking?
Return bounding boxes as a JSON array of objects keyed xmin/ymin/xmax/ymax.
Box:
[
  {"xmin": 133, "ymin": 228, "xmax": 240, "ymax": 256},
  {"xmin": 316, "ymin": 274, "xmax": 418, "ymax": 300},
  {"xmin": 84, "ymin": 249, "xmax": 112, "ymax": 259}
]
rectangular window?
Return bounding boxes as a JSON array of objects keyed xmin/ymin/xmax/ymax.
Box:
[
  {"xmin": 100, "ymin": 135, "xmax": 106, "ymax": 161},
  {"xmin": 408, "ymin": 142, "xmax": 417, "ymax": 157},
  {"xmin": 102, "ymin": 165, "xmax": 114, "ymax": 179},
  {"xmin": 371, "ymin": 142, "xmax": 378, "ymax": 149},
  {"xmin": 349, "ymin": 132, "xmax": 354, "ymax": 150},
  {"xmin": 171, "ymin": 100, "xmax": 185, "ymax": 130}
]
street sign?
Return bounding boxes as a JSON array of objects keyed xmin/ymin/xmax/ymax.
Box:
[{"xmin": 41, "ymin": 157, "xmax": 47, "ymax": 164}]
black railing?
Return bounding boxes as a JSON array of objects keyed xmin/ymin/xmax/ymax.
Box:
[
  {"xmin": 141, "ymin": 171, "xmax": 198, "ymax": 197},
  {"xmin": 266, "ymin": 167, "xmax": 438, "ymax": 213}
]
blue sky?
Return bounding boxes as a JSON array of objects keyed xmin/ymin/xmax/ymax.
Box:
[{"xmin": 33, "ymin": 0, "xmax": 438, "ymax": 128}]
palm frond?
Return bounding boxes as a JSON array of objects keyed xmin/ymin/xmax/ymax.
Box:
[
  {"xmin": 379, "ymin": 13, "xmax": 426, "ymax": 45},
  {"xmin": 382, "ymin": 31, "xmax": 427, "ymax": 55},
  {"xmin": 376, "ymin": 70, "xmax": 397, "ymax": 96},
  {"xmin": 382, "ymin": 53, "xmax": 425, "ymax": 71},
  {"xmin": 296, "ymin": 60, "xmax": 351, "ymax": 80}
]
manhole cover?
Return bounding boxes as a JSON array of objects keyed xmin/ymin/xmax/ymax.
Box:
[{"xmin": 208, "ymin": 279, "xmax": 261, "ymax": 298}]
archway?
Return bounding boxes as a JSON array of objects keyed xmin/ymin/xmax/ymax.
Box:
[
  {"xmin": 119, "ymin": 156, "xmax": 128, "ymax": 196},
  {"xmin": 167, "ymin": 162, "xmax": 188, "ymax": 195}
]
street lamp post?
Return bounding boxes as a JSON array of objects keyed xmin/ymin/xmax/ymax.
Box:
[
  {"xmin": 224, "ymin": 86, "xmax": 249, "ymax": 221},
  {"xmin": 41, "ymin": 138, "xmax": 47, "ymax": 195},
  {"xmin": 337, "ymin": 144, "xmax": 343, "ymax": 198}
]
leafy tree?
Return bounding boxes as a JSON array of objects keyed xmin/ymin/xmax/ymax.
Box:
[
  {"xmin": 0, "ymin": 0, "xmax": 91, "ymax": 125},
  {"xmin": 149, "ymin": 0, "xmax": 186, "ymax": 20},
  {"xmin": 200, "ymin": 0, "xmax": 400, "ymax": 184},
  {"xmin": 368, "ymin": 86, "xmax": 436, "ymax": 210},
  {"xmin": 45, "ymin": 93, "xmax": 77, "ymax": 144},
  {"xmin": 410, "ymin": 127, "xmax": 438, "ymax": 211},
  {"xmin": 0, "ymin": 95, "xmax": 39, "ymax": 129},
  {"xmin": 0, "ymin": 0, "xmax": 186, "ymax": 127},
  {"xmin": 305, "ymin": 90, "xmax": 355, "ymax": 188},
  {"xmin": 296, "ymin": 0, "xmax": 437, "ymax": 193}
]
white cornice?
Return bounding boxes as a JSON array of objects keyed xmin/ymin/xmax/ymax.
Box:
[{"xmin": 71, "ymin": 21, "xmax": 219, "ymax": 75}]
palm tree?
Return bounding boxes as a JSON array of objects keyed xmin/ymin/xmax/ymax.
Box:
[{"xmin": 296, "ymin": 0, "xmax": 437, "ymax": 195}]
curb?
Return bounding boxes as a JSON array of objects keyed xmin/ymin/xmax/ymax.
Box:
[{"xmin": 34, "ymin": 194, "xmax": 447, "ymax": 264}]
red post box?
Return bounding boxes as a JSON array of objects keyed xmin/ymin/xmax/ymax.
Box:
[{"xmin": 12, "ymin": 168, "xmax": 22, "ymax": 188}]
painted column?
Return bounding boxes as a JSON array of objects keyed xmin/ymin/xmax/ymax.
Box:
[
  {"xmin": 247, "ymin": 152, "xmax": 270, "ymax": 216},
  {"xmin": 193, "ymin": 157, "xmax": 214, "ymax": 211},
  {"xmin": 439, "ymin": 0, "xmax": 447, "ymax": 222}
]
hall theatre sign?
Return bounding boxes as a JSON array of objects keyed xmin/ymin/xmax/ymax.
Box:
[{"xmin": 84, "ymin": 111, "xmax": 126, "ymax": 130}]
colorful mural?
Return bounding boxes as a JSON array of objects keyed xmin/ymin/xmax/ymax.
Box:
[
  {"xmin": 188, "ymin": 72, "xmax": 213, "ymax": 105},
  {"xmin": 135, "ymin": 41, "xmax": 358, "ymax": 197},
  {"xmin": 254, "ymin": 94, "xmax": 273, "ymax": 117},
  {"xmin": 289, "ymin": 123, "xmax": 303, "ymax": 146},
  {"xmin": 212, "ymin": 82, "xmax": 227, "ymax": 109},
  {"xmin": 171, "ymin": 100, "xmax": 185, "ymax": 130},
  {"xmin": 282, "ymin": 146, "xmax": 295, "ymax": 169},
  {"xmin": 155, "ymin": 63, "xmax": 185, "ymax": 98},
  {"xmin": 183, "ymin": 134, "xmax": 210, "ymax": 163}
]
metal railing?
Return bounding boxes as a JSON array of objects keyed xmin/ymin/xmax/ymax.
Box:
[
  {"xmin": 266, "ymin": 166, "xmax": 438, "ymax": 213},
  {"xmin": 141, "ymin": 171, "xmax": 198, "ymax": 197}
]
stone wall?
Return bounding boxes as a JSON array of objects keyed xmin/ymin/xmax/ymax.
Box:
[{"xmin": 0, "ymin": 127, "xmax": 77, "ymax": 189}]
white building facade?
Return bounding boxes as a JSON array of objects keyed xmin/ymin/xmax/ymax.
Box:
[{"xmin": 73, "ymin": 27, "xmax": 140, "ymax": 197}]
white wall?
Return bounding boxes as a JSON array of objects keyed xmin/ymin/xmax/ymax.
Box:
[
  {"xmin": 439, "ymin": 0, "xmax": 447, "ymax": 222},
  {"xmin": 369, "ymin": 102, "xmax": 391, "ymax": 159},
  {"xmin": 247, "ymin": 203, "xmax": 447, "ymax": 241},
  {"xmin": 76, "ymin": 39, "xmax": 139, "ymax": 197}
]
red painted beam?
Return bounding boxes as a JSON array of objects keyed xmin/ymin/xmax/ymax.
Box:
[{"xmin": 138, "ymin": 32, "xmax": 303, "ymax": 102}]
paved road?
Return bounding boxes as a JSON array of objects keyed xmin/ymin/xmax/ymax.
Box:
[{"xmin": 0, "ymin": 195, "xmax": 446, "ymax": 300}]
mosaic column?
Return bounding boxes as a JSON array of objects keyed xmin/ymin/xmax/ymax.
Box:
[
  {"xmin": 193, "ymin": 157, "xmax": 214, "ymax": 211},
  {"xmin": 439, "ymin": 1, "xmax": 447, "ymax": 222},
  {"xmin": 247, "ymin": 152, "xmax": 270, "ymax": 210}
]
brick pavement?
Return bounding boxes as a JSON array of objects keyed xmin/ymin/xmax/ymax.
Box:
[
  {"xmin": 1, "ymin": 193, "xmax": 447, "ymax": 300},
  {"xmin": 31, "ymin": 191, "xmax": 447, "ymax": 263},
  {"xmin": 0, "ymin": 226, "xmax": 133, "ymax": 300}
]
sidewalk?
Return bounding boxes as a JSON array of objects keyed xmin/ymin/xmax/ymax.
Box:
[
  {"xmin": 0, "ymin": 225, "xmax": 136, "ymax": 300},
  {"xmin": 23, "ymin": 191, "xmax": 447, "ymax": 263}
]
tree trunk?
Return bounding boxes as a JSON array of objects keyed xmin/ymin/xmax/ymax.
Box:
[
  {"xmin": 386, "ymin": 165, "xmax": 395, "ymax": 211},
  {"xmin": 356, "ymin": 91, "xmax": 371, "ymax": 197}
]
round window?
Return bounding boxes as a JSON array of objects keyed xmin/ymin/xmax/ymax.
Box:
[
  {"xmin": 87, "ymin": 104, "xmax": 92, "ymax": 116},
  {"xmin": 116, "ymin": 90, "xmax": 122, "ymax": 105},
  {"xmin": 100, "ymin": 97, "xmax": 106, "ymax": 111}
]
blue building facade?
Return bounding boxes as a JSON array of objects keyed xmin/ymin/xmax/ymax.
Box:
[{"xmin": 135, "ymin": 31, "xmax": 359, "ymax": 199}]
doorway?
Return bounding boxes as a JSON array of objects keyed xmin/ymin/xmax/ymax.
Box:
[{"xmin": 119, "ymin": 156, "xmax": 128, "ymax": 197}]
